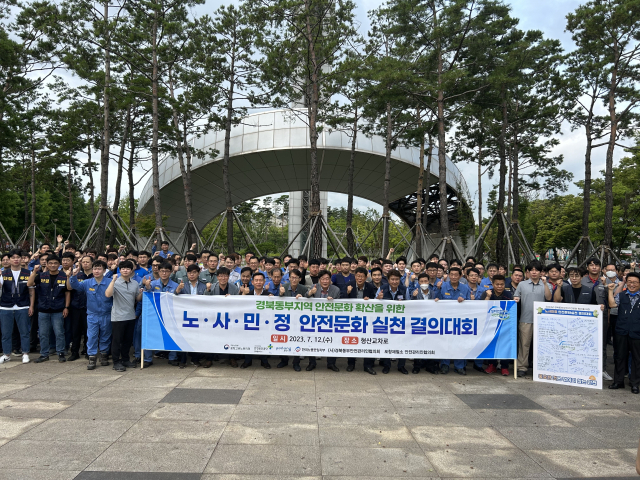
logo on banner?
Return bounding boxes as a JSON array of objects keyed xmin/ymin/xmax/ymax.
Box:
[
  {"xmin": 224, "ymin": 344, "xmax": 229, "ymax": 350},
  {"xmin": 295, "ymin": 346, "xmax": 301, "ymax": 352},
  {"xmin": 254, "ymin": 345, "xmax": 267, "ymax": 352}
]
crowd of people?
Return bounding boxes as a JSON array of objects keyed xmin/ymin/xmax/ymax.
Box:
[{"xmin": 0, "ymin": 236, "xmax": 637, "ymax": 394}]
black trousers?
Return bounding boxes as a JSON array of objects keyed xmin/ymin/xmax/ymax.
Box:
[
  {"xmin": 347, "ymin": 357, "xmax": 375, "ymax": 368},
  {"xmin": 69, "ymin": 307, "xmax": 88, "ymax": 355},
  {"xmin": 29, "ymin": 309, "xmax": 39, "ymax": 352},
  {"xmin": 111, "ymin": 319, "xmax": 136, "ymax": 364},
  {"xmin": 12, "ymin": 319, "xmax": 21, "ymax": 350},
  {"xmin": 613, "ymin": 332, "xmax": 640, "ymax": 387},
  {"xmin": 309, "ymin": 356, "xmax": 336, "ymax": 366},
  {"xmin": 243, "ymin": 354, "xmax": 269, "ymax": 365},
  {"xmin": 382, "ymin": 358, "xmax": 406, "ymax": 368}
]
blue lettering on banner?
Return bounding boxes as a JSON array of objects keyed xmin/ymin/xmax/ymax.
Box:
[
  {"xmin": 183, "ymin": 311, "xmax": 199, "ymax": 328},
  {"xmin": 212, "ymin": 312, "xmax": 231, "ymax": 329},
  {"xmin": 244, "ymin": 313, "xmax": 260, "ymax": 330},
  {"xmin": 274, "ymin": 313, "xmax": 290, "ymax": 331}
]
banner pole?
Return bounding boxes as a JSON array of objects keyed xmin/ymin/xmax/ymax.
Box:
[
  {"xmin": 141, "ymin": 349, "xmax": 144, "ymax": 370},
  {"xmin": 513, "ymin": 359, "xmax": 516, "ymax": 379}
]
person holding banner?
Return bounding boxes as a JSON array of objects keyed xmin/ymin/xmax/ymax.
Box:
[
  {"xmin": 607, "ymin": 274, "xmax": 640, "ymax": 394},
  {"xmin": 240, "ymin": 272, "xmax": 272, "ymax": 369},
  {"xmin": 435, "ymin": 267, "xmax": 470, "ymax": 375},
  {"xmin": 343, "ymin": 267, "xmax": 378, "ymax": 374},
  {"xmin": 203, "ymin": 266, "xmax": 239, "ymax": 368},
  {"xmin": 142, "ymin": 263, "xmax": 179, "ymax": 367},
  {"xmin": 68, "ymin": 260, "xmax": 113, "ymax": 370},
  {"xmin": 276, "ymin": 268, "xmax": 309, "ymax": 371},
  {"xmin": 305, "ymin": 270, "xmax": 341, "ymax": 372},
  {"xmin": 480, "ymin": 274, "xmax": 513, "ymax": 376},
  {"xmin": 380, "ymin": 270, "xmax": 408, "ymax": 374}
]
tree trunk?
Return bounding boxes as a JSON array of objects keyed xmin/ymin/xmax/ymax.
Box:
[
  {"xmin": 23, "ymin": 172, "xmax": 28, "ymax": 231},
  {"xmin": 305, "ymin": 0, "xmax": 322, "ymax": 258},
  {"xmin": 477, "ymin": 146, "xmax": 482, "ymax": 237},
  {"xmin": 506, "ymin": 154, "xmax": 512, "ymax": 223},
  {"xmin": 580, "ymin": 102, "xmax": 595, "ymax": 264},
  {"xmin": 346, "ymin": 108, "xmax": 357, "ymax": 256},
  {"xmin": 495, "ymin": 86, "xmax": 508, "ymax": 265},
  {"xmin": 415, "ymin": 110, "xmax": 425, "ymax": 259},
  {"xmin": 86, "ymin": 145, "xmax": 95, "ymax": 217},
  {"xmin": 150, "ymin": 3, "xmax": 163, "ymax": 245},
  {"xmin": 436, "ymin": 85, "xmax": 450, "ymax": 259},
  {"xmin": 109, "ymin": 107, "xmax": 130, "ymax": 247},
  {"xmin": 30, "ymin": 146, "xmax": 36, "ymax": 226},
  {"xmin": 423, "ymin": 134, "xmax": 433, "ymax": 234},
  {"xmin": 182, "ymin": 117, "xmax": 194, "ymax": 247},
  {"xmin": 603, "ymin": 48, "xmax": 618, "ymax": 248},
  {"xmin": 512, "ymin": 130, "xmax": 520, "ymax": 262},
  {"xmin": 223, "ymin": 40, "xmax": 236, "ymax": 254},
  {"xmin": 169, "ymin": 69, "xmax": 194, "ymax": 249},
  {"xmin": 128, "ymin": 138, "xmax": 135, "ymax": 235},
  {"xmin": 97, "ymin": 0, "xmax": 110, "ymax": 253},
  {"xmin": 67, "ymin": 160, "xmax": 75, "ymax": 233},
  {"xmin": 382, "ymin": 102, "xmax": 392, "ymax": 256}
]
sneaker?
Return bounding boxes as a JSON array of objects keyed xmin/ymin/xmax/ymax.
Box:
[
  {"xmin": 34, "ymin": 355, "xmax": 49, "ymax": 363},
  {"xmin": 0, "ymin": 354, "xmax": 10, "ymax": 364},
  {"xmin": 517, "ymin": 369, "xmax": 528, "ymax": 378},
  {"xmin": 484, "ymin": 364, "xmax": 497, "ymax": 374},
  {"xmin": 501, "ymin": 368, "xmax": 509, "ymax": 376},
  {"xmin": 22, "ymin": 353, "xmax": 30, "ymax": 364},
  {"xmin": 142, "ymin": 361, "xmax": 153, "ymax": 368},
  {"xmin": 58, "ymin": 354, "xmax": 66, "ymax": 363},
  {"xmin": 122, "ymin": 360, "xmax": 137, "ymax": 368},
  {"xmin": 87, "ymin": 355, "xmax": 97, "ymax": 370},
  {"xmin": 100, "ymin": 353, "xmax": 110, "ymax": 367},
  {"xmin": 68, "ymin": 352, "xmax": 80, "ymax": 361},
  {"xmin": 603, "ymin": 371, "xmax": 613, "ymax": 381},
  {"xmin": 114, "ymin": 363, "xmax": 126, "ymax": 372},
  {"xmin": 12, "ymin": 349, "xmax": 22, "ymax": 357}
]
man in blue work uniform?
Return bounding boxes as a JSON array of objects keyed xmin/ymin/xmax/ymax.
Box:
[
  {"xmin": 0, "ymin": 249, "xmax": 34, "ymax": 365},
  {"xmin": 68, "ymin": 255, "xmax": 93, "ymax": 361},
  {"xmin": 380, "ymin": 269, "xmax": 408, "ymax": 374},
  {"xmin": 142, "ymin": 262, "xmax": 179, "ymax": 367},
  {"xmin": 479, "ymin": 263, "xmax": 498, "ymax": 290},
  {"xmin": 68, "ymin": 259, "xmax": 113, "ymax": 370},
  {"xmin": 152, "ymin": 240, "xmax": 174, "ymax": 259},
  {"xmin": 480, "ymin": 274, "xmax": 513, "ymax": 376},
  {"xmin": 332, "ymin": 257, "xmax": 355, "ymax": 297},
  {"xmin": 435, "ymin": 267, "xmax": 471, "ymax": 374},
  {"xmin": 409, "ymin": 272, "xmax": 440, "ymax": 375},
  {"xmin": 28, "ymin": 255, "xmax": 70, "ymax": 363}
]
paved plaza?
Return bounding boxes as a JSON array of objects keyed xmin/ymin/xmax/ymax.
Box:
[{"xmin": 0, "ymin": 353, "xmax": 639, "ymax": 480}]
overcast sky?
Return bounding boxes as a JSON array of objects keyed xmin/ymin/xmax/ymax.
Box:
[{"xmin": 101, "ymin": 0, "xmax": 624, "ymax": 221}]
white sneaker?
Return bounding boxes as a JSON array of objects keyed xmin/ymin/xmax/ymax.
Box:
[
  {"xmin": 22, "ymin": 354, "xmax": 30, "ymax": 364},
  {"xmin": 0, "ymin": 354, "xmax": 10, "ymax": 364},
  {"xmin": 603, "ymin": 371, "xmax": 612, "ymax": 381}
]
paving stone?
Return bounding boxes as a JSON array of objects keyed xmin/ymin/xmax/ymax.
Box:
[
  {"xmin": 473, "ymin": 409, "xmax": 573, "ymax": 427},
  {"xmin": 84, "ymin": 386, "xmax": 173, "ymax": 403},
  {"xmin": 525, "ymin": 393, "xmax": 640, "ymax": 410},
  {"xmin": 109, "ymin": 373, "xmax": 185, "ymax": 388},
  {"xmin": 0, "ymin": 383, "xmax": 31, "ymax": 398},
  {"xmin": 527, "ymin": 448, "xmax": 638, "ymax": 478},
  {"xmin": 201, "ymin": 475, "xmax": 321, "ymax": 480},
  {"xmin": 19, "ymin": 418, "xmax": 135, "ymax": 442},
  {"xmin": 0, "ymin": 417, "xmax": 46, "ymax": 438},
  {"xmin": 240, "ymin": 388, "xmax": 317, "ymax": 406},
  {"xmin": 76, "ymin": 473, "xmax": 201, "ymax": 480},
  {"xmin": 145, "ymin": 403, "xmax": 236, "ymax": 421},
  {"xmin": 579, "ymin": 426, "xmax": 640, "ymax": 448},
  {"xmin": 8, "ymin": 385, "xmax": 101, "ymax": 401},
  {"xmin": 495, "ymin": 425, "xmax": 604, "ymax": 450},
  {"xmin": 88, "ymin": 442, "xmax": 216, "ymax": 473},
  {"xmin": 554, "ymin": 408, "xmax": 640, "ymax": 428},
  {"xmin": 456, "ymin": 394, "xmax": 544, "ymax": 410},
  {"xmin": 219, "ymin": 422, "xmax": 319, "ymax": 445},
  {"xmin": 388, "ymin": 393, "xmax": 467, "ymax": 408},
  {"xmin": 411, "ymin": 426, "xmax": 516, "ymax": 450},
  {"xmin": 319, "ymin": 424, "xmax": 418, "ymax": 448},
  {"xmin": 119, "ymin": 419, "xmax": 226, "ymax": 443},
  {"xmin": 0, "ymin": 470, "xmax": 80, "ymax": 480},
  {"xmin": 231, "ymin": 405, "xmax": 317, "ymax": 424},
  {"xmin": 321, "ymin": 446, "xmax": 432, "ymax": 477},
  {"xmin": 178, "ymin": 376, "xmax": 251, "ymax": 390},
  {"xmin": 56, "ymin": 401, "xmax": 157, "ymax": 420},
  {"xmin": 317, "ymin": 406, "xmax": 404, "ymax": 426},
  {"xmin": 205, "ymin": 445, "xmax": 321, "ymax": 475},
  {"xmin": 397, "ymin": 407, "xmax": 490, "ymax": 427},
  {"xmin": 0, "ymin": 440, "xmax": 111, "ymax": 470},
  {"xmin": 43, "ymin": 374, "xmax": 122, "ymax": 387},
  {"xmin": 0, "ymin": 399, "xmax": 73, "ymax": 418},
  {"xmin": 424, "ymin": 448, "xmax": 552, "ymax": 477},
  {"xmin": 316, "ymin": 392, "xmax": 392, "ymax": 407},
  {"xmin": 160, "ymin": 388, "xmax": 244, "ymax": 404}
]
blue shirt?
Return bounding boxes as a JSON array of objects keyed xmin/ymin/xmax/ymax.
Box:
[
  {"xmin": 149, "ymin": 278, "xmax": 179, "ymax": 293},
  {"xmin": 479, "ymin": 277, "xmax": 493, "ymax": 289},
  {"xmin": 135, "ymin": 266, "xmax": 152, "ymax": 278},
  {"xmin": 69, "ymin": 276, "xmax": 113, "ymax": 316},
  {"xmin": 467, "ymin": 284, "xmax": 486, "ymax": 300},
  {"xmin": 437, "ymin": 281, "xmax": 471, "ymax": 301}
]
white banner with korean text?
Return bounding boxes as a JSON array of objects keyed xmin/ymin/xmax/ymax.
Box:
[{"xmin": 142, "ymin": 292, "xmax": 517, "ymax": 359}]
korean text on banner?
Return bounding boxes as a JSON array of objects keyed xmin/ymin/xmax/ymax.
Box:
[{"xmin": 142, "ymin": 292, "xmax": 517, "ymax": 360}]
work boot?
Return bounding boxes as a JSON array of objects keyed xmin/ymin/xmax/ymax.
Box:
[
  {"xmin": 100, "ymin": 352, "xmax": 110, "ymax": 367},
  {"xmin": 87, "ymin": 355, "xmax": 97, "ymax": 370}
]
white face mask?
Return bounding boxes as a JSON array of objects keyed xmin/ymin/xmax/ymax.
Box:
[
  {"xmin": 605, "ymin": 271, "xmax": 617, "ymax": 278},
  {"xmin": 420, "ymin": 283, "xmax": 429, "ymax": 290}
]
